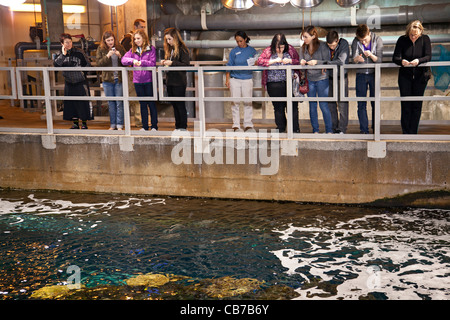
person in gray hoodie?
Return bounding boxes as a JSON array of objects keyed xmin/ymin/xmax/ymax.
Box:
[
  {"xmin": 300, "ymin": 26, "xmax": 332, "ymax": 134},
  {"xmin": 351, "ymin": 24, "xmax": 383, "ymax": 134},
  {"xmin": 325, "ymin": 31, "xmax": 349, "ymax": 134}
]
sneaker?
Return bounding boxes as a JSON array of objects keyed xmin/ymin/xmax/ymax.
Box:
[
  {"xmin": 150, "ymin": 128, "xmax": 157, "ymax": 132},
  {"xmin": 81, "ymin": 124, "xmax": 88, "ymax": 129},
  {"xmin": 70, "ymin": 124, "xmax": 79, "ymax": 129},
  {"xmin": 244, "ymin": 127, "xmax": 253, "ymax": 132},
  {"xmin": 139, "ymin": 128, "xmax": 146, "ymax": 131}
]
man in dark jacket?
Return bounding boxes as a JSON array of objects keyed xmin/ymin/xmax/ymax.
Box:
[
  {"xmin": 326, "ymin": 30, "xmax": 350, "ymax": 134},
  {"xmin": 120, "ymin": 19, "xmax": 146, "ymax": 51}
]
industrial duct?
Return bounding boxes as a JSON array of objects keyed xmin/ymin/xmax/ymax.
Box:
[
  {"xmin": 15, "ymin": 39, "xmax": 98, "ymax": 60},
  {"xmin": 155, "ymin": 2, "xmax": 450, "ymax": 34}
]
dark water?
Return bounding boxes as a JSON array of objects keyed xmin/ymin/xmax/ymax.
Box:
[{"xmin": 0, "ymin": 189, "xmax": 448, "ymax": 300}]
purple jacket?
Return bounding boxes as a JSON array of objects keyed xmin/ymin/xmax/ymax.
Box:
[{"xmin": 121, "ymin": 46, "xmax": 156, "ymax": 83}]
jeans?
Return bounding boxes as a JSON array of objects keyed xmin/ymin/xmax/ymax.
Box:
[
  {"xmin": 356, "ymin": 73, "xmax": 375, "ymax": 134},
  {"xmin": 308, "ymin": 78, "xmax": 332, "ymax": 133},
  {"xmin": 266, "ymin": 81, "xmax": 299, "ymax": 133},
  {"xmin": 103, "ymin": 79, "xmax": 124, "ymax": 128},
  {"xmin": 167, "ymin": 85, "xmax": 188, "ymax": 129},
  {"xmin": 135, "ymin": 82, "xmax": 158, "ymax": 130},
  {"xmin": 328, "ymin": 77, "xmax": 349, "ymax": 133}
]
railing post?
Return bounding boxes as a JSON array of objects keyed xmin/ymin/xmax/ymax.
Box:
[
  {"xmin": 286, "ymin": 67, "xmax": 293, "ymax": 139},
  {"xmin": 197, "ymin": 67, "xmax": 206, "ymax": 139},
  {"xmin": 42, "ymin": 68, "xmax": 54, "ymax": 135},
  {"xmin": 374, "ymin": 64, "xmax": 381, "ymax": 141},
  {"xmin": 121, "ymin": 67, "xmax": 131, "ymax": 136}
]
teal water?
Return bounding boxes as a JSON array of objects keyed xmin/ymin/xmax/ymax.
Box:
[{"xmin": 0, "ymin": 189, "xmax": 448, "ymax": 300}]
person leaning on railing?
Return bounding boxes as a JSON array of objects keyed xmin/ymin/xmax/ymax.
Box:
[
  {"xmin": 96, "ymin": 30, "xmax": 127, "ymax": 131},
  {"xmin": 160, "ymin": 27, "xmax": 191, "ymax": 131},
  {"xmin": 53, "ymin": 33, "xmax": 92, "ymax": 129},
  {"xmin": 121, "ymin": 29, "xmax": 158, "ymax": 131},
  {"xmin": 300, "ymin": 26, "xmax": 332, "ymax": 134},
  {"xmin": 257, "ymin": 33, "xmax": 300, "ymax": 133},
  {"xmin": 392, "ymin": 20, "xmax": 432, "ymax": 134},
  {"xmin": 351, "ymin": 24, "xmax": 383, "ymax": 134},
  {"xmin": 225, "ymin": 30, "xmax": 257, "ymax": 132}
]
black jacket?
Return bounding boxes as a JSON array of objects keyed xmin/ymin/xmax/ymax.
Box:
[
  {"xmin": 54, "ymin": 47, "xmax": 91, "ymax": 84},
  {"xmin": 166, "ymin": 47, "xmax": 190, "ymax": 87},
  {"xmin": 392, "ymin": 34, "xmax": 432, "ymax": 79}
]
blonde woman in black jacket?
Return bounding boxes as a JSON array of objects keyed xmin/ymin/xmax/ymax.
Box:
[
  {"xmin": 161, "ymin": 28, "xmax": 191, "ymax": 130},
  {"xmin": 393, "ymin": 20, "xmax": 432, "ymax": 134}
]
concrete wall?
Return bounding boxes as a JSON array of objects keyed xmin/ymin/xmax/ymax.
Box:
[{"xmin": 0, "ymin": 132, "xmax": 448, "ymax": 204}]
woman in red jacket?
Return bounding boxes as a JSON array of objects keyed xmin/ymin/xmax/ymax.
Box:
[{"xmin": 393, "ymin": 20, "xmax": 432, "ymax": 134}]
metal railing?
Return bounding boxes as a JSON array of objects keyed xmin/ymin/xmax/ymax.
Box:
[{"xmin": 0, "ymin": 62, "xmax": 449, "ymax": 142}]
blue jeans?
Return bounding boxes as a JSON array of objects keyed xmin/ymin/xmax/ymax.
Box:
[
  {"xmin": 356, "ymin": 73, "xmax": 375, "ymax": 134},
  {"xmin": 134, "ymin": 82, "xmax": 158, "ymax": 130},
  {"xmin": 103, "ymin": 79, "xmax": 124, "ymax": 128},
  {"xmin": 308, "ymin": 78, "xmax": 332, "ymax": 133}
]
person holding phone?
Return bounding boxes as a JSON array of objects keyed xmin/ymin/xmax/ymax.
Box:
[
  {"xmin": 96, "ymin": 30, "xmax": 127, "ymax": 130},
  {"xmin": 122, "ymin": 29, "xmax": 158, "ymax": 131},
  {"xmin": 53, "ymin": 33, "xmax": 92, "ymax": 129}
]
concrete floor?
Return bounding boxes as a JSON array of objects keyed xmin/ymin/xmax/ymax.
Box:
[{"xmin": 0, "ymin": 101, "xmax": 449, "ymax": 135}]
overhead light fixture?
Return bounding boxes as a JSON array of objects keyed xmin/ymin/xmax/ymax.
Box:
[
  {"xmin": 290, "ymin": 0, "xmax": 324, "ymax": 8},
  {"xmin": 0, "ymin": 0, "xmax": 26, "ymax": 7},
  {"xmin": 97, "ymin": 0, "xmax": 129, "ymax": 6},
  {"xmin": 335, "ymin": 0, "xmax": 362, "ymax": 7},
  {"xmin": 222, "ymin": 0, "xmax": 254, "ymax": 10},
  {"xmin": 9, "ymin": 4, "xmax": 86, "ymax": 14},
  {"xmin": 268, "ymin": 0, "xmax": 290, "ymax": 4},
  {"xmin": 253, "ymin": 0, "xmax": 276, "ymax": 7}
]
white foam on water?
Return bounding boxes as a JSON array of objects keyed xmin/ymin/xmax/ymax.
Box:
[
  {"xmin": 0, "ymin": 194, "xmax": 166, "ymax": 216},
  {"xmin": 0, "ymin": 194, "xmax": 167, "ymax": 236},
  {"xmin": 271, "ymin": 209, "xmax": 450, "ymax": 300}
]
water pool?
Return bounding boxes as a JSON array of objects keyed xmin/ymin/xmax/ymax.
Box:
[{"xmin": 0, "ymin": 189, "xmax": 448, "ymax": 300}]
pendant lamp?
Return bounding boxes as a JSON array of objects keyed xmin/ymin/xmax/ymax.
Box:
[
  {"xmin": 97, "ymin": 0, "xmax": 129, "ymax": 6},
  {"xmin": 268, "ymin": 0, "xmax": 290, "ymax": 4},
  {"xmin": 290, "ymin": 0, "xmax": 323, "ymax": 8},
  {"xmin": 253, "ymin": 0, "xmax": 276, "ymax": 8},
  {"xmin": 336, "ymin": 0, "xmax": 362, "ymax": 7},
  {"xmin": 0, "ymin": 0, "xmax": 26, "ymax": 7},
  {"xmin": 222, "ymin": 0, "xmax": 254, "ymax": 10}
]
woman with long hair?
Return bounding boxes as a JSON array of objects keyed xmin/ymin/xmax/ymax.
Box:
[
  {"xmin": 300, "ymin": 26, "xmax": 332, "ymax": 134},
  {"xmin": 121, "ymin": 29, "xmax": 158, "ymax": 131},
  {"xmin": 392, "ymin": 20, "xmax": 432, "ymax": 134},
  {"xmin": 161, "ymin": 27, "xmax": 191, "ymax": 130},
  {"xmin": 257, "ymin": 33, "xmax": 300, "ymax": 133},
  {"xmin": 96, "ymin": 30, "xmax": 126, "ymax": 130}
]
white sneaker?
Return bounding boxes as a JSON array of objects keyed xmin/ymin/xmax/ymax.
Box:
[
  {"xmin": 139, "ymin": 128, "xmax": 146, "ymax": 131},
  {"xmin": 151, "ymin": 128, "xmax": 157, "ymax": 132}
]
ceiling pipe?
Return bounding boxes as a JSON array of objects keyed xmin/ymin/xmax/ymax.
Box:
[
  {"xmin": 153, "ymin": 34, "xmax": 450, "ymax": 49},
  {"xmin": 15, "ymin": 40, "xmax": 98, "ymax": 60},
  {"xmin": 155, "ymin": 2, "xmax": 450, "ymax": 33}
]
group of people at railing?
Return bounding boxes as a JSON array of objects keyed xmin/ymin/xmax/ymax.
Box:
[{"xmin": 53, "ymin": 19, "xmax": 431, "ymax": 135}]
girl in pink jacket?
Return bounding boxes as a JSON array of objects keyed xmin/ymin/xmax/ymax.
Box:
[{"xmin": 122, "ymin": 30, "xmax": 158, "ymax": 131}]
